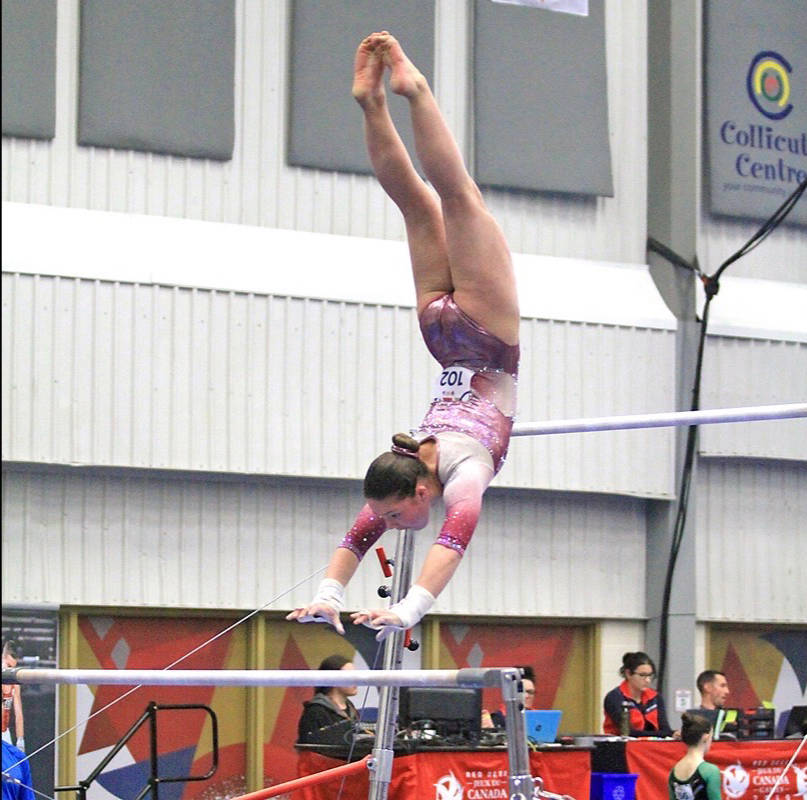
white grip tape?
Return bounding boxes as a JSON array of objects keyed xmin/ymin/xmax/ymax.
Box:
[
  {"xmin": 310, "ymin": 578, "xmax": 345, "ymax": 612},
  {"xmin": 387, "ymin": 584, "xmax": 435, "ymax": 629}
]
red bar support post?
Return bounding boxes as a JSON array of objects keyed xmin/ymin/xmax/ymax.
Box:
[{"xmin": 231, "ymin": 755, "xmax": 370, "ymax": 800}]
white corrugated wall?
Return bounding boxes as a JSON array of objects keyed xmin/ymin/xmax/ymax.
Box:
[
  {"xmin": 2, "ymin": 0, "xmax": 804, "ymax": 627},
  {"xmin": 696, "ymin": 458, "xmax": 807, "ymax": 623},
  {"xmin": 2, "ymin": 271, "xmax": 677, "ymax": 497},
  {"xmin": 1, "ymin": 465, "xmax": 647, "ymax": 619},
  {"xmin": 699, "ymin": 335, "xmax": 807, "ymax": 461}
]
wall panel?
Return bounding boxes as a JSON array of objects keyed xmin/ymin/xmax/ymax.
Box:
[
  {"xmin": 699, "ymin": 336, "xmax": 807, "ymax": 460},
  {"xmin": 2, "ymin": 271, "xmax": 677, "ymax": 498},
  {"xmin": 1, "ymin": 465, "xmax": 647, "ymax": 619},
  {"xmin": 696, "ymin": 459, "xmax": 807, "ymax": 623},
  {"xmin": 700, "ymin": 211, "xmax": 807, "ymax": 285},
  {"xmin": 1, "ymin": 0, "xmax": 653, "ymax": 267}
]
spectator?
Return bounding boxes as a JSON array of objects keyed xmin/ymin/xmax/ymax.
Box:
[
  {"xmin": 1, "ymin": 643, "xmax": 24, "ymax": 753},
  {"xmin": 603, "ymin": 651, "xmax": 673, "ymax": 737},
  {"xmin": 1, "ymin": 740, "xmax": 34, "ymax": 800},
  {"xmin": 691, "ymin": 670, "xmax": 734, "ymax": 739},
  {"xmin": 482, "ymin": 666, "xmax": 535, "ymax": 729},
  {"xmin": 297, "ymin": 655, "xmax": 360, "ymax": 744},
  {"xmin": 697, "ymin": 670, "xmax": 730, "ymax": 711}
]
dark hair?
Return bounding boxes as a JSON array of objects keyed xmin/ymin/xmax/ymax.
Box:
[
  {"xmin": 619, "ymin": 651, "xmax": 656, "ymax": 678},
  {"xmin": 680, "ymin": 712, "xmax": 713, "ymax": 745},
  {"xmin": 2, "ymin": 640, "xmax": 20, "ymax": 660},
  {"xmin": 518, "ymin": 666, "xmax": 535, "ymax": 682},
  {"xmin": 363, "ymin": 433, "xmax": 429, "ymax": 500},
  {"xmin": 314, "ymin": 654, "xmax": 352, "ymax": 695},
  {"xmin": 696, "ymin": 670, "xmax": 727, "ymax": 694}
]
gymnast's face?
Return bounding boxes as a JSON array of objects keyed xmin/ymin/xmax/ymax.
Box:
[{"xmin": 368, "ymin": 484, "xmax": 431, "ymax": 530}]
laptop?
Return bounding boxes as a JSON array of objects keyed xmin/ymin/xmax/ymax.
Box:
[{"xmin": 524, "ymin": 710, "xmax": 562, "ymax": 744}]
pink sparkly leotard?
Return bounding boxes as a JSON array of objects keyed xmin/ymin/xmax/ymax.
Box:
[
  {"xmin": 339, "ymin": 294, "xmax": 519, "ymax": 560},
  {"xmin": 416, "ymin": 293, "xmax": 519, "ymax": 471}
]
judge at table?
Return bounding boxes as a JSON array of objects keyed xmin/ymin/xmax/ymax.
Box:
[
  {"xmin": 297, "ymin": 654, "xmax": 360, "ymax": 745},
  {"xmin": 603, "ymin": 651, "xmax": 673, "ymax": 737}
]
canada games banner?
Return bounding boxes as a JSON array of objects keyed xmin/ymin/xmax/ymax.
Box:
[
  {"xmin": 705, "ymin": 0, "xmax": 806, "ymax": 226},
  {"xmin": 626, "ymin": 740, "xmax": 807, "ymax": 800}
]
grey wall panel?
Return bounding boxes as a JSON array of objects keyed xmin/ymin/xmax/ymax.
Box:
[
  {"xmin": 1, "ymin": 0, "xmax": 57, "ymax": 139},
  {"xmin": 699, "ymin": 336, "xmax": 807, "ymax": 460},
  {"xmin": 473, "ymin": 0, "xmax": 613, "ymax": 196},
  {"xmin": 2, "ymin": 271, "xmax": 677, "ymax": 498},
  {"xmin": 696, "ymin": 459, "xmax": 807, "ymax": 623},
  {"xmin": 288, "ymin": 0, "xmax": 434, "ymax": 174},
  {"xmin": 78, "ymin": 0, "xmax": 235, "ymax": 160},
  {"xmin": 1, "ymin": 465, "xmax": 647, "ymax": 619},
  {"xmin": 3, "ymin": 0, "xmax": 659, "ymax": 268}
]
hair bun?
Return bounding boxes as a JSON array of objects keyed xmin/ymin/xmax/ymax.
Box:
[{"xmin": 391, "ymin": 432, "xmax": 419, "ymax": 453}]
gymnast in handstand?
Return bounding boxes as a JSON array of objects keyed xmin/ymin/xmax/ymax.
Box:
[{"xmin": 288, "ymin": 31, "xmax": 519, "ymax": 639}]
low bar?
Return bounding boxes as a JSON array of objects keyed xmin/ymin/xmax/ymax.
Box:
[{"xmin": 3, "ymin": 667, "xmax": 505, "ymax": 689}]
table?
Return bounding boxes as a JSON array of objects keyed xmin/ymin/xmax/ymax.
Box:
[
  {"xmin": 624, "ymin": 738, "xmax": 807, "ymax": 800},
  {"xmin": 295, "ymin": 746, "xmax": 591, "ymax": 799}
]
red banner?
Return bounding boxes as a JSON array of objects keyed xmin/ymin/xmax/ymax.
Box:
[
  {"xmin": 295, "ymin": 748, "xmax": 590, "ymax": 799},
  {"xmin": 625, "ymin": 739, "xmax": 807, "ymax": 800}
]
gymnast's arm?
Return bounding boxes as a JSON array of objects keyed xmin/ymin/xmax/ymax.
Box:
[
  {"xmin": 353, "ymin": 459, "xmax": 490, "ymax": 636},
  {"xmin": 286, "ymin": 505, "xmax": 387, "ymax": 634}
]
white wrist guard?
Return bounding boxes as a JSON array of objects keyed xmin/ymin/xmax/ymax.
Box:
[
  {"xmin": 388, "ymin": 585, "xmax": 435, "ymax": 629},
  {"xmin": 311, "ymin": 578, "xmax": 345, "ymax": 612}
]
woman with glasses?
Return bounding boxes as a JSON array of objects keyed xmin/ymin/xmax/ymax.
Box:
[{"xmin": 602, "ymin": 651, "xmax": 673, "ymax": 737}]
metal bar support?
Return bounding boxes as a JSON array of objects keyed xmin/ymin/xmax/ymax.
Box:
[
  {"xmin": 500, "ymin": 669, "xmax": 536, "ymax": 800},
  {"xmin": 367, "ymin": 528, "xmax": 416, "ymax": 800}
]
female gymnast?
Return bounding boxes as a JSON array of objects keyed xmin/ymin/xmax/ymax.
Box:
[
  {"xmin": 668, "ymin": 713, "xmax": 721, "ymax": 799},
  {"xmin": 287, "ymin": 32, "xmax": 519, "ymax": 639}
]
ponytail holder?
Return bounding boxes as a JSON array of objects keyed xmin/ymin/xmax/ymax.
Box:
[{"xmin": 391, "ymin": 443, "xmax": 419, "ymax": 459}]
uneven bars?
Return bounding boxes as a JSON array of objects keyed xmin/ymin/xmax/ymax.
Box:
[
  {"xmin": 2, "ymin": 667, "xmax": 504, "ymax": 689},
  {"xmin": 511, "ymin": 402, "xmax": 807, "ymax": 437}
]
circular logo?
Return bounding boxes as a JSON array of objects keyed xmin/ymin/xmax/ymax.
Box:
[
  {"xmin": 723, "ymin": 763, "xmax": 751, "ymax": 799},
  {"xmin": 434, "ymin": 771, "xmax": 464, "ymax": 800},
  {"xmin": 794, "ymin": 764, "xmax": 807, "ymax": 796},
  {"xmin": 746, "ymin": 51, "xmax": 793, "ymax": 120}
]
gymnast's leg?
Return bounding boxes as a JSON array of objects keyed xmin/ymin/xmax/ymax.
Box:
[
  {"xmin": 380, "ymin": 33, "xmax": 519, "ymax": 344},
  {"xmin": 353, "ymin": 32, "xmax": 452, "ymax": 313}
]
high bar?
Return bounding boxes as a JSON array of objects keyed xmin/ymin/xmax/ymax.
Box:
[
  {"xmin": 2, "ymin": 667, "xmax": 509, "ymax": 689},
  {"xmin": 511, "ymin": 402, "xmax": 807, "ymax": 437}
]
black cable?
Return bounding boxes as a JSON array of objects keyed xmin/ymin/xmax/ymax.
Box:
[
  {"xmin": 711, "ymin": 177, "xmax": 806, "ymax": 284},
  {"xmin": 650, "ymin": 176, "xmax": 805, "ymax": 698}
]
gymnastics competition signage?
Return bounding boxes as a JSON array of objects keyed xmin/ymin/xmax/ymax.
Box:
[
  {"xmin": 626, "ymin": 739, "xmax": 807, "ymax": 800},
  {"xmin": 705, "ymin": 0, "xmax": 806, "ymax": 226}
]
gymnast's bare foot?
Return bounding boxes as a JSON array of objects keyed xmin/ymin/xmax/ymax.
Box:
[
  {"xmin": 381, "ymin": 34, "xmax": 428, "ymax": 98},
  {"xmin": 352, "ymin": 32, "xmax": 387, "ymax": 108}
]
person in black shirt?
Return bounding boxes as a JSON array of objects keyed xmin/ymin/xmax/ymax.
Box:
[{"xmin": 297, "ymin": 654, "xmax": 360, "ymax": 744}]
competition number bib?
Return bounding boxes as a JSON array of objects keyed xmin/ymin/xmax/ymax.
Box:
[{"xmin": 431, "ymin": 366, "xmax": 476, "ymax": 403}]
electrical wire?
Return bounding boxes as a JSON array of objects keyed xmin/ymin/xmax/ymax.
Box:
[
  {"xmin": 6, "ymin": 563, "xmax": 329, "ymax": 790},
  {"xmin": 652, "ymin": 176, "xmax": 805, "ymax": 698}
]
